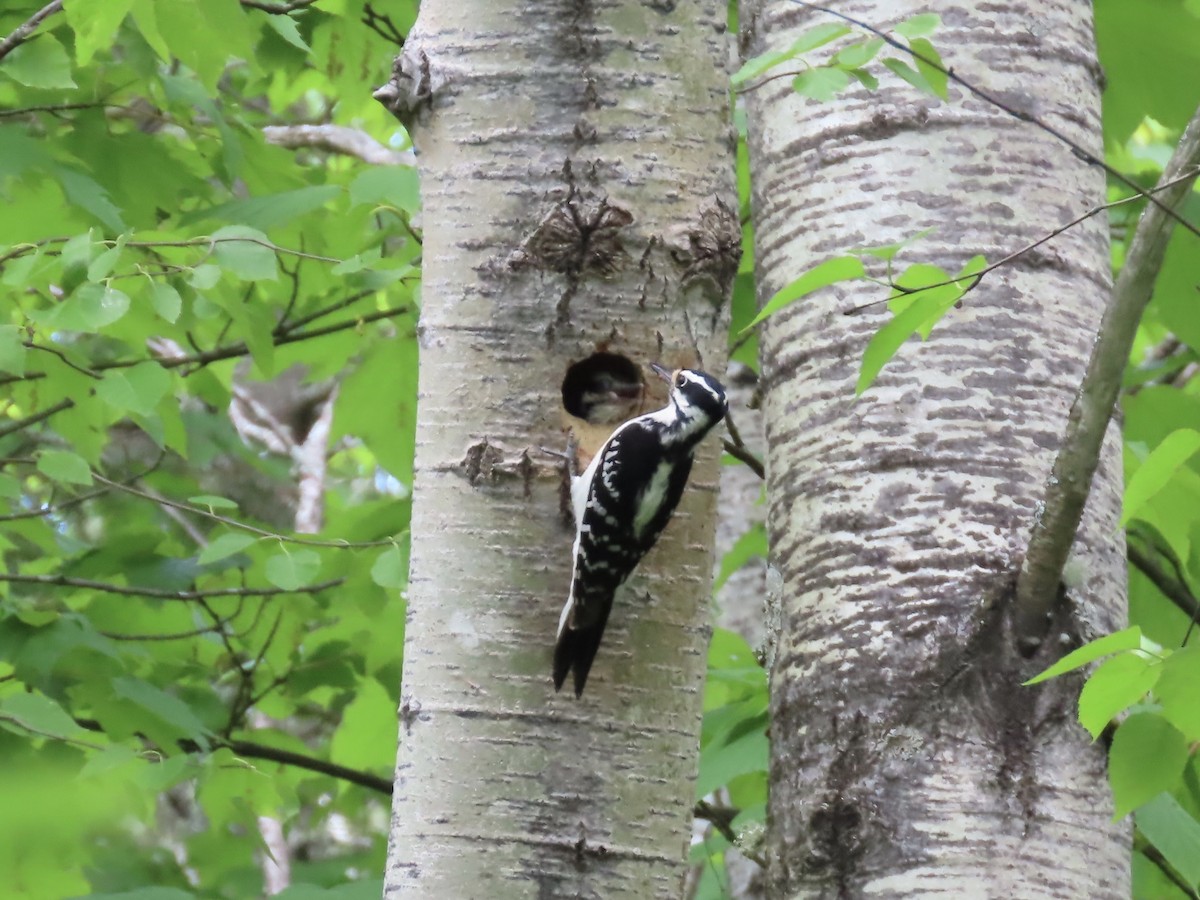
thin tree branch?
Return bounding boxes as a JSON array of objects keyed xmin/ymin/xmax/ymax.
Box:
[
  {"xmin": 1139, "ymin": 843, "xmax": 1200, "ymax": 900},
  {"xmin": 722, "ymin": 439, "xmax": 765, "ymax": 480},
  {"xmin": 238, "ymin": 0, "xmax": 319, "ymax": 12},
  {"xmin": 0, "ymin": 571, "xmax": 344, "ymax": 600},
  {"xmin": 263, "ymin": 124, "xmax": 414, "ymax": 166},
  {"xmin": 841, "ymin": 169, "xmax": 1200, "ymax": 315},
  {"xmin": 0, "ymin": 398, "xmax": 73, "ymax": 438},
  {"xmin": 98, "ymin": 598, "xmax": 245, "ymax": 641},
  {"xmin": 789, "ymin": 1, "xmax": 1200, "ymax": 242},
  {"xmin": 89, "ymin": 472, "xmax": 399, "ymax": 548},
  {"xmin": 1127, "ymin": 540, "xmax": 1200, "ymax": 623},
  {"xmin": 0, "ymin": 304, "xmax": 411, "ymax": 386},
  {"xmin": 1015, "ymin": 103, "xmax": 1200, "ymax": 647},
  {"xmin": 361, "ymin": 3, "xmax": 405, "ymax": 46},
  {"xmin": 0, "ymin": 0, "xmax": 63, "ymax": 63},
  {"xmin": 217, "ymin": 737, "xmax": 393, "ymax": 794},
  {"xmin": 693, "ymin": 800, "xmax": 766, "ymax": 868},
  {"xmin": 74, "ymin": 715, "xmax": 394, "ymax": 796}
]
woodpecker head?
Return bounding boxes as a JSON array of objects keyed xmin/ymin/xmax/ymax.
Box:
[{"xmin": 650, "ymin": 363, "xmax": 727, "ymax": 435}]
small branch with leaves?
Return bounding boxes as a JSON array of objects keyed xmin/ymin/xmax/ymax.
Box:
[{"xmin": 1015, "ymin": 102, "xmax": 1200, "ymax": 647}]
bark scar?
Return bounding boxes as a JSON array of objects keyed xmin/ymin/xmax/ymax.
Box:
[{"xmin": 505, "ymin": 161, "xmax": 635, "ymax": 323}]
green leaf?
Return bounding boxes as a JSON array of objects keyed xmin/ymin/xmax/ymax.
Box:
[
  {"xmin": 265, "ymin": 549, "xmax": 321, "ymax": 590},
  {"xmin": 151, "ymin": 282, "xmax": 183, "ymax": 323},
  {"xmin": 96, "ymin": 362, "xmax": 172, "ymax": 417},
  {"xmin": 86, "ymin": 888, "xmax": 198, "ymax": 900},
  {"xmin": 0, "ymin": 325, "xmax": 26, "ymax": 376},
  {"xmin": 853, "ymin": 227, "xmax": 937, "ymax": 262},
  {"xmin": 187, "ymin": 494, "xmax": 239, "ymax": 510},
  {"xmin": 370, "ymin": 545, "xmax": 408, "ymax": 589},
  {"xmin": 330, "ymin": 677, "xmax": 396, "ymax": 770},
  {"xmin": 894, "ymin": 13, "xmax": 941, "ymax": 39},
  {"xmin": 696, "ymin": 727, "xmax": 769, "ymax": 799},
  {"xmin": 87, "ymin": 238, "xmax": 126, "ymax": 282},
  {"xmin": 62, "ymin": 0, "xmax": 136, "ymax": 65},
  {"xmin": 349, "ymin": 168, "xmax": 420, "ymax": 212},
  {"xmin": 263, "ymin": 12, "xmax": 310, "ymax": 51},
  {"xmin": 848, "ymin": 68, "xmax": 879, "ymax": 90},
  {"xmin": 1, "ymin": 34, "xmax": 76, "ymax": 89},
  {"xmin": 714, "ymin": 524, "xmax": 768, "ymax": 592},
  {"xmin": 1077, "ymin": 652, "xmax": 1162, "ymax": 739},
  {"xmin": 744, "ymin": 256, "xmax": 865, "ymax": 330},
  {"xmin": 197, "ymin": 532, "xmax": 257, "ymax": 566},
  {"xmin": 731, "ymin": 23, "xmax": 851, "ymax": 86},
  {"xmin": 189, "ymin": 264, "xmax": 222, "ymax": 290},
  {"xmin": 1135, "ymin": 793, "xmax": 1200, "ymax": 891},
  {"xmin": 53, "ymin": 167, "xmax": 127, "ymax": 232},
  {"xmin": 1121, "ymin": 428, "xmax": 1200, "ymax": 526},
  {"xmin": 833, "ymin": 38, "xmax": 884, "ymax": 70},
  {"xmin": 37, "ymin": 449, "xmax": 93, "ymax": 486},
  {"xmin": 0, "ymin": 691, "xmax": 89, "ymax": 742},
  {"xmin": 882, "ymin": 57, "xmax": 938, "ymax": 98},
  {"xmin": 32, "ymin": 283, "xmax": 131, "ymax": 331},
  {"xmin": 1154, "ymin": 641, "xmax": 1200, "ymax": 740},
  {"xmin": 211, "ymin": 226, "xmax": 278, "ymax": 281},
  {"xmin": 792, "ymin": 66, "xmax": 853, "ymax": 101},
  {"xmin": 1025, "ymin": 626, "xmax": 1144, "ymax": 684},
  {"xmin": 1109, "ymin": 713, "xmax": 1189, "ymax": 819},
  {"xmin": 909, "ymin": 38, "xmax": 949, "ymax": 99},
  {"xmin": 112, "ymin": 676, "xmax": 211, "ymax": 745},
  {"xmin": 856, "ymin": 287, "xmax": 953, "ymax": 393},
  {"xmin": 196, "ymin": 185, "xmax": 342, "ymax": 230},
  {"xmin": 855, "ymin": 257, "xmax": 982, "ymax": 393}
]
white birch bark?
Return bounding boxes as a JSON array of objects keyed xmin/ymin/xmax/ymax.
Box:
[
  {"xmin": 740, "ymin": 0, "xmax": 1128, "ymax": 895},
  {"xmin": 375, "ymin": 1, "xmax": 737, "ymax": 895}
]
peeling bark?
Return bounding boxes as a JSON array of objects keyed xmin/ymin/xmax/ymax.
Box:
[
  {"xmin": 377, "ymin": 1, "xmax": 736, "ymax": 895},
  {"xmin": 740, "ymin": 0, "xmax": 1128, "ymax": 895}
]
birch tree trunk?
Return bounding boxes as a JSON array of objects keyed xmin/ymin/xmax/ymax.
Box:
[
  {"xmin": 374, "ymin": 2, "xmax": 737, "ymax": 895},
  {"xmin": 740, "ymin": 0, "xmax": 1129, "ymax": 895}
]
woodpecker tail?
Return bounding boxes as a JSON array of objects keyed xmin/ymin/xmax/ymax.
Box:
[{"xmin": 553, "ymin": 601, "xmax": 613, "ymax": 698}]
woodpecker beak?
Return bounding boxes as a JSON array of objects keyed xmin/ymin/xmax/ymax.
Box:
[{"xmin": 649, "ymin": 362, "xmax": 672, "ymax": 383}]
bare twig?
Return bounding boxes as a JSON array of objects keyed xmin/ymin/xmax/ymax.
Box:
[
  {"xmin": 99, "ymin": 598, "xmax": 246, "ymax": 641},
  {"xmin": 841, "ymin": 169, "xmax": 1200, "ymax": 315},
  {"xmin": 1015, "ymin": 103, "xmax": 1200, "ymax": 647},
  {"xmin": 239, "ymin": 0, "xmax": 319, "ymax": 13},
  {"xmin": 0, "ymin": 399, "xmax": 73, "ymax": 439},
  {"xmin": 1127, "ymin": 539, "xmax": 1200, "ymax": 625},
  {"xmin": 263, "ymin": 124, "xmax": 414, "ymax": 166},
  {"xmin": 0, "ymin": 571, "xmax": 344, "ymax": 600},
  {"xmin": 0, "ymin": 304, "xmax": 411, "ymax": 386},
  {"xmin": 0, "ymin": 0, "xmax": 63, "ymax": 63},
  {"xmin": 87, "ymin": 472, "xmax": 399, "ymax": 548},
  {"xmin": 217, "ymin": 737, "xmax": 392, "ymax": 794},
  {"xmin": 361, "ymin": 3, "xmax": 406, "ymax": 46},
  {"xmin": 694, "ymin": 800, "xmax": 766, "ymax": 868},
  {"xmin": 789, "ymin": 1, "xmax": 1200, "ymax": 242},
  {"xmin": 722, "ymin": 438, "xmax": 765, "ymax": 480}
]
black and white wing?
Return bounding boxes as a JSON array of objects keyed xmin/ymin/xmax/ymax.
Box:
[{"xmin": 553, "ymin": 421, "xmax": 692, "ymax": 696}]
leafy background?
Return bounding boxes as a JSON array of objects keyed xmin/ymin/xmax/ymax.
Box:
[{"xmin": 1, "ymin": 0, "xmax": 1198, "ymax": 897}]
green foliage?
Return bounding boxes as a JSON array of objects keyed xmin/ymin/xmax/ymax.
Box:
[
  {"xmin": 0, "ymin": 0, "xmax": 417, "ymax": 895},
  {"xmin": 733, "ymin": 13, "xmax": 949, "ymax": 103},
  {"xmin": 692, "ymin": 628, "xmax": 769, "ymax": 891}
]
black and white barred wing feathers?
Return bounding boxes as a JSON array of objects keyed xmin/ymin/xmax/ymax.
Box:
[{"xmin": 553, "ymin": 421, "xmax": 692, "ymax": 696}]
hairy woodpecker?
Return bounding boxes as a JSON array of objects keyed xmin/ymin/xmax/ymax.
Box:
[{"xmin": 553, "ymin": 363, "xmax": 727, "ymax": 697}]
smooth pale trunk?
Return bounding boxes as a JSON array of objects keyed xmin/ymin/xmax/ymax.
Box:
[
  {"xmin": 741, "ymin": 0, "xmax": 1128, "ymax": 896},
  {"xmin": 378, "ymin": 1, "xmax": 737, "ymax": 895}
]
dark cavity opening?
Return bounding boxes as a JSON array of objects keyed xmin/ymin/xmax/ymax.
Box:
[{"xmin": 561, "ymin": 352, "xmax": 644, "ymax": 425}]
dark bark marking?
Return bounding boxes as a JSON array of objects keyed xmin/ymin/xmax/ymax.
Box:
[
  {"xmin": 507, "ymin": 163, "xmax": 635, "ymax": 322},
  {"xmin": 399, "ymin": 694, "xmax": 422, "ymax": 736},
  {"xmin": 671, "ymin": 196, "xmax": 742, "ymax": 300}
]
